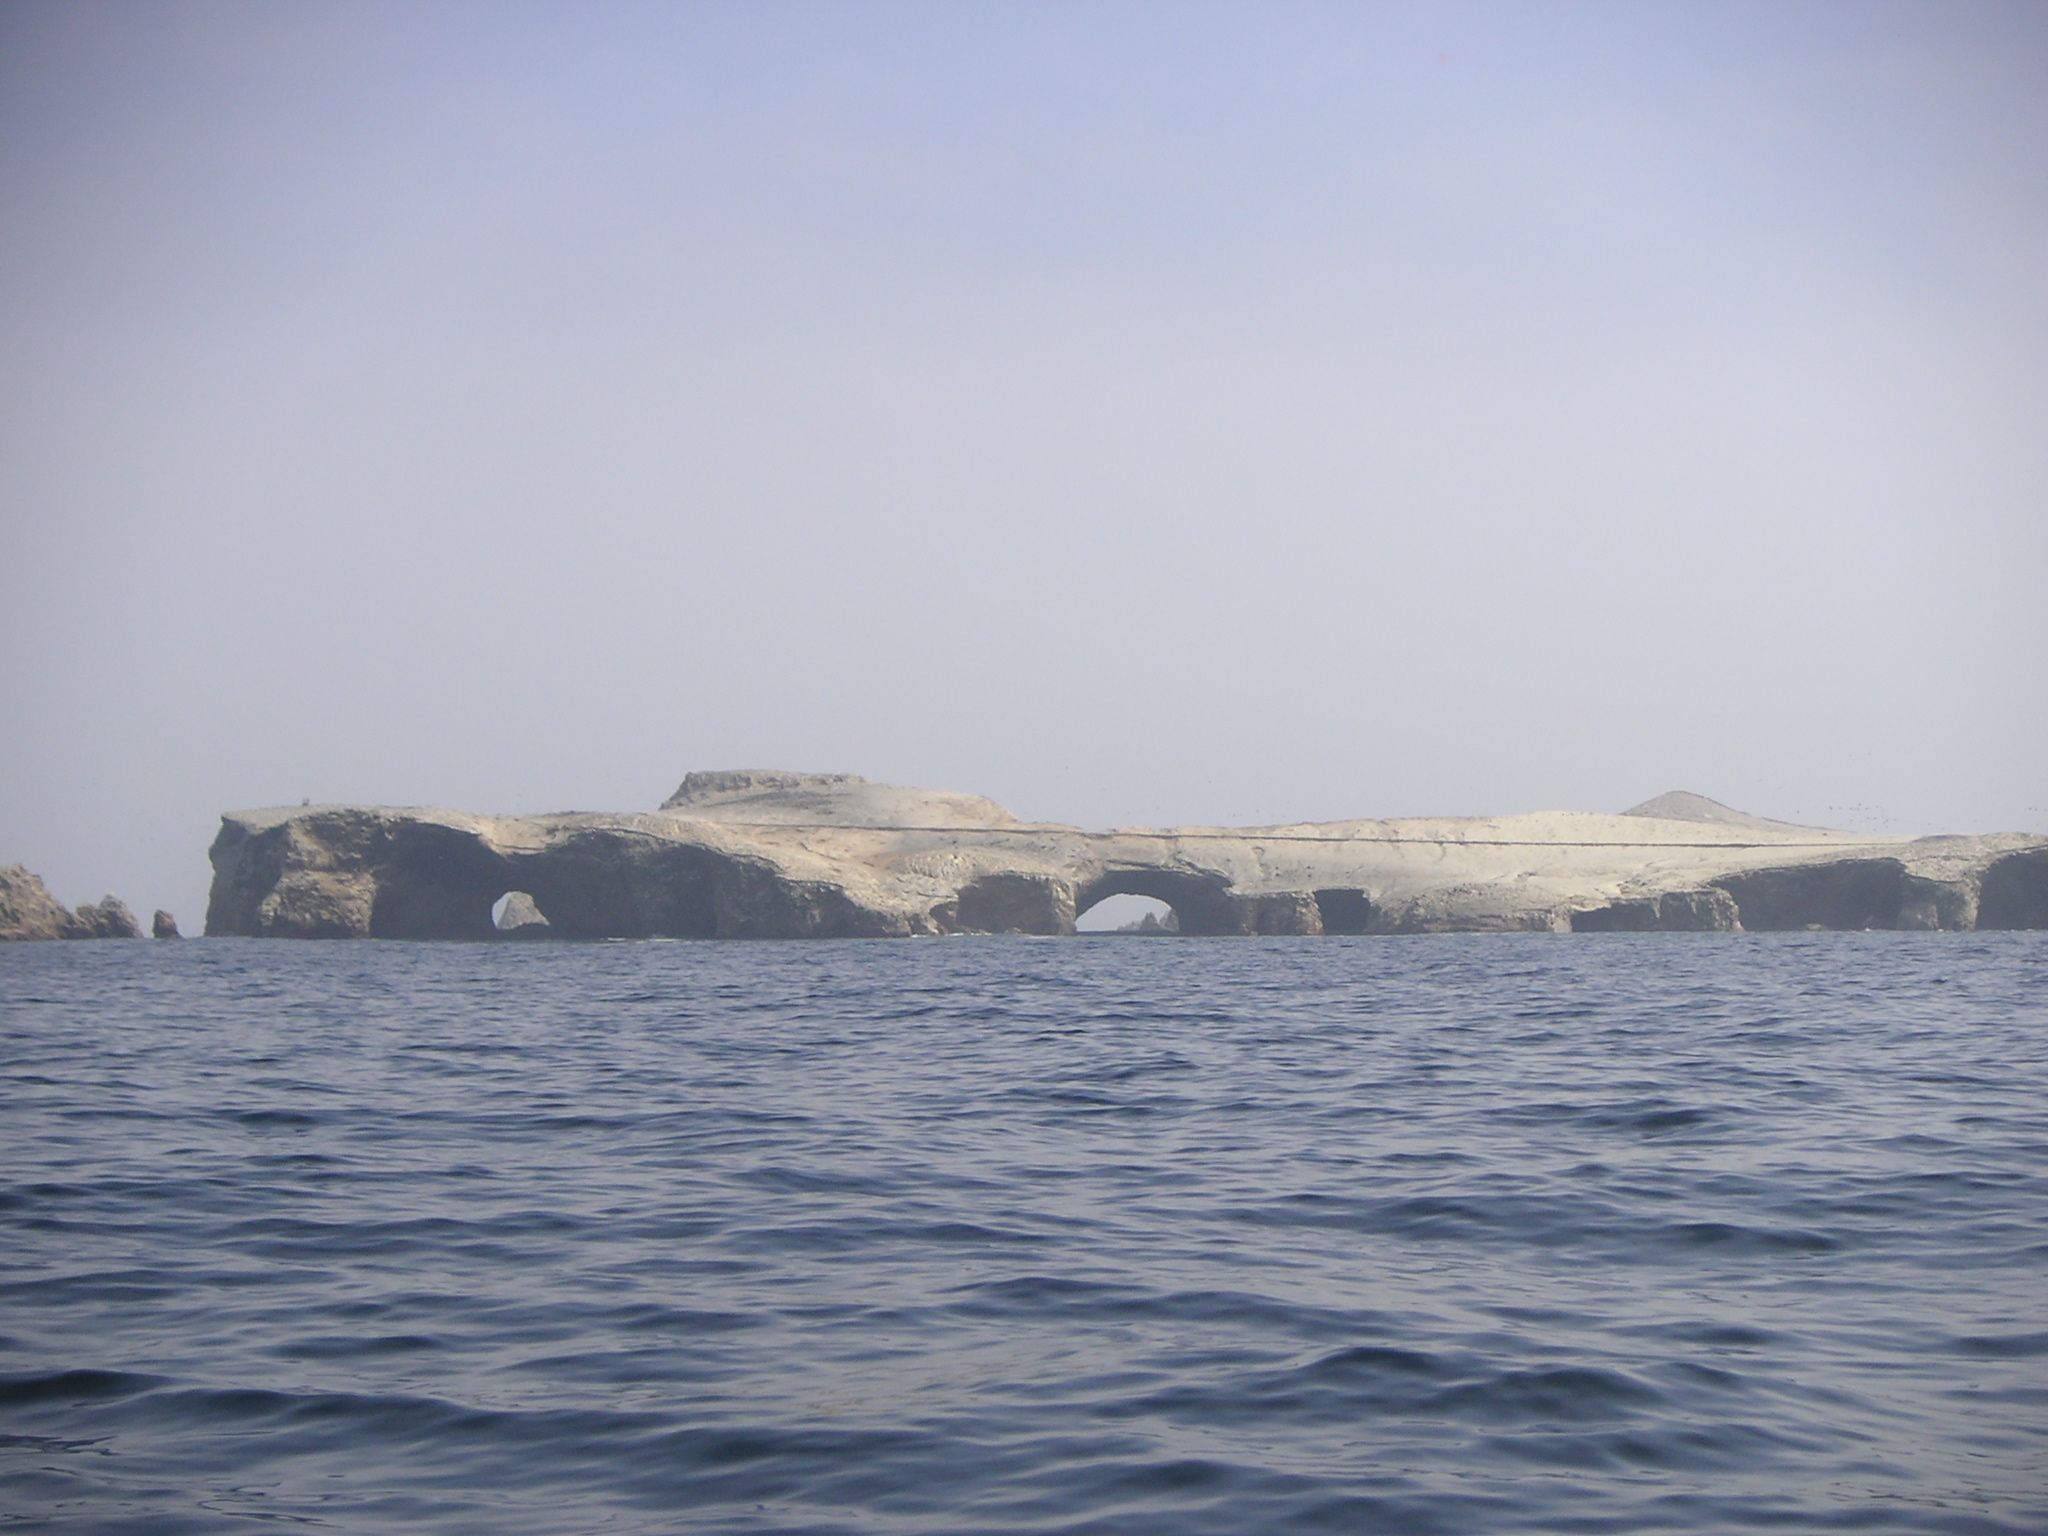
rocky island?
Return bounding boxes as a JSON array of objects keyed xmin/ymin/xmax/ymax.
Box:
[
  {"xmin": 1, "ymin": 866, "xmax": 143, "ymax": 941},
  {"xmin": 201, "ymin": 773, "xmax": 2048, "ymax": 939}
]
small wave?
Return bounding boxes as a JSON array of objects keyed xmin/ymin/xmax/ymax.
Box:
[
  {"xmin": 1666, "ymin": 1221, "xmax": 1842, "ymax": 1254},
  {"xmin": 1640, "ymin": 1320, "xmax": 1783, "ymax": 1349},
  {"xmin": 1502, "ymin": 1097, "xmax": 1725, "ymax": 1138},
  {"xmin": 222, "ymin": 1107, "xmax": 323, "ymax": 1129},
  {"xmin": 1947, "ymin": 1331, "xmax": 2048, "ymax": 1358},
  {"xmin": 1425, "ymin": 1365, "xmax": 1666, "ymax": 1424},
  {"xmin": 0, "ymin": 1368, "xmax": 161, "ymax": 1407},
  {"xmin": 271, "ymin": 1334, "xmax": 446, "ymax": 1360},
  {"xmin": 1301, "ymin": 1343, "xmax": 1446, "ymax": 1379}
]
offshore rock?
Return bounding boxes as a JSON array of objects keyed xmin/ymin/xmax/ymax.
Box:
[
  {"xmin": 2, "ymin": 866, "xmax": 77, "ymax": 941},
  {"xmin": 204, "ymin": 776, "xmax": 2048, "ymax": 940},
  {"xmin": 70, "ymin": 896, "xmax": 143, "ymax": 939},
  {"xmin": 492, "ymin": 891, "xmax": 550, "ymax": 935},
  {"xmin": 153, "ymin": 910, "xmax": 182, "ymax": 939},
  {"xmin": 2, "ymin": 869, "xmax": 143, "ymax": 940}
]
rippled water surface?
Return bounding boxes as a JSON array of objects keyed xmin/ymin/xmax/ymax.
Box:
[{"xmin": 3, "ymin": 935, "xmax": 2044, "ymax": 1533}]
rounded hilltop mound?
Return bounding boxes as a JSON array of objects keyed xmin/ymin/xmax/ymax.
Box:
[
  {"xmin": 660, "ymin": 770, "xmax": 1020, "ymax": 829},
  {"xmin": 1621, "ymin": 791, "xmax": 1831, "ymax": 835}
]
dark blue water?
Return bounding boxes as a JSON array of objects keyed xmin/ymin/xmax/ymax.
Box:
[{"xmin": 2, "ymin": 935, "xmax": 2044, "ymax": 1533}]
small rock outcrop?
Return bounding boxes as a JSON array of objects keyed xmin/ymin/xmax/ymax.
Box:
[
  {"xmin": 153, "ymin": 910, "xmax": 181, "ymax": 939},
  {"xmin": 70, "ymin": 897, "xmax": 142, "ymax": 939},
  {"xmin": 202, "ymin": 777, "xmax": 2048, "ymax": 940},
  {"xmin": 1, "ymin": 868, "xmax": 143, "ymax": 940}
]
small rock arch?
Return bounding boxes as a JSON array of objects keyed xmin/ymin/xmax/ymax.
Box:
[
  {"xmin": 1072, "ymin": 870, "xmax": 1242, "ymax": 936},
  {"xmin": 1076, "ymin": 892, "xmax": 1179, "ymax": 933}
]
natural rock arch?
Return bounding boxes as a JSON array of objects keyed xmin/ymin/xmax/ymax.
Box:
[
  {"xmin": 1073, "ymin": 869, "xmax": 1245, "ymax": 936},
  {"xmin": 1076, "ymin": 892, "xmax": 1179, "ymax": 933}
]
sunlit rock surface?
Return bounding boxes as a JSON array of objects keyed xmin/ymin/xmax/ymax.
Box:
[
  {"xmin": 204, "ymin": 775, "xmax": 2048, "ymax": 939},
  {"xmin": 492, "ymin": 891, "xmax": 551, "ymax": 935}
]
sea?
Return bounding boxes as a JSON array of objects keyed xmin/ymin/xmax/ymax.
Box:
[{"xmin": 2, "ymin": 934, "xmax": 2043, "ymax": 1534}]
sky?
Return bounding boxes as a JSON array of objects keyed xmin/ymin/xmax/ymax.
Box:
[{"xmin": 3, "ymin": 0, "xmax": 2045, "ymax": 929}]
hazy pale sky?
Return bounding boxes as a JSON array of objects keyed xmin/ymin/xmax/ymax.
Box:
[{"xmin": 4, "ymin": 0, "xmax": 2045, "ymax": 927}]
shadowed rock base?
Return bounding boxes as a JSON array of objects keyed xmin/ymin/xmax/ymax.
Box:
[
  {"xmin": 1977, "ymin": 847, "xmax": 2048, "ymax": 929},
  {"xmin": 1570, "ymin": 889, "xmax": 1740, "ymax": 933}
]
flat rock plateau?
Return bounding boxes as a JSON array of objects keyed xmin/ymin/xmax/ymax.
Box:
[{"xmin": 200, "ymin": 772, "xmax": 2048, "ymax": 939}]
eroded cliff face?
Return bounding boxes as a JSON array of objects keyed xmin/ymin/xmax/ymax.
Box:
[{"xmin": 203, "ymin": 775, "xmax": 2048, "ymax": 939}]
